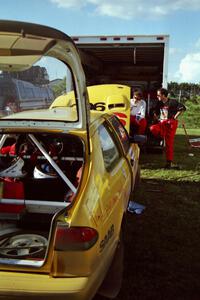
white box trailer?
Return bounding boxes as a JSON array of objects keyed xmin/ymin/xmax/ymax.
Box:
[{"xmin": 71, "ymin": 34, "xmax": 169, "ymax": 99}]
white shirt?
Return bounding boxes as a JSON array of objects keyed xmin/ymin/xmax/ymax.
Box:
[
  {"xmin": 130, "ymin": 99, "xmax": 146, "ymax": 119},
  {"xmin": 160, "ymin": 107, "xmax": 169, "ymax": 121}
]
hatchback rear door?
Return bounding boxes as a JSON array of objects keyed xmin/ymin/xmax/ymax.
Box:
[{"xmin": 0, "ymin": 20, "xmax": 90, "ymax": 135}]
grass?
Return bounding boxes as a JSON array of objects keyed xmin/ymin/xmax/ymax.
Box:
[
  {"xmin": 183, "ymin": 99, "xmax": 200, "ymax": 129},
  {"xmin": 141, "ymin": 128, "xmax": 200, "ymax": 183},
  {"xmin": 95, "ymin": 127, "xmax": 200, "ymax": 300}
]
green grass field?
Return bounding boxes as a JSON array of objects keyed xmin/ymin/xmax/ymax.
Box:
[
  {"xmin": 122, "ymin": 128, "xmax": 200, "ymax": 300},
  {"xmin": 141, "ymin": 127, "xmax": 200, "ymax": 182},
  {"xmin": 95, "ymin": 127, "xmax": 200, "ymax": 300}
]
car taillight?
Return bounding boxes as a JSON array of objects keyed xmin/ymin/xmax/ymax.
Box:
[{"xmin": 54, "ymin": 223, "xmax": 98, "ymax": 251}]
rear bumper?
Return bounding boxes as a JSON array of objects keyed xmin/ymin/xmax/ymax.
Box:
[{"xmin": 0, "ymin": 272, "xmax": 94, "ymax": 300}]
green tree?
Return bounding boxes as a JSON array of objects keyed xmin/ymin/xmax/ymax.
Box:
[
  {"xmin": 168, "ymin": 81, "xmax": 200, "ymax": 103},
  {"xmin": 51, "ymin": 77, "xmax": 66, "ymax": 98}
]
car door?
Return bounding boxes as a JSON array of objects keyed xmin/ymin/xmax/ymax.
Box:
[
  {"xmin": 108, "ymin": 114, "xmax": 140, "ymax": 194},
  {"xmin": 96, "ymin": 120, "xmax": 132, "ymax": 247}
]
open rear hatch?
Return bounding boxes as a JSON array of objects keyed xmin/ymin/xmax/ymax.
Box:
[
  {"xmin": 0, "ymin": 20, "xmax": 89, "ymax": 270},
  {"xmin": 0, "ymin": 19, "xmax": 90, "ymax": 131}
]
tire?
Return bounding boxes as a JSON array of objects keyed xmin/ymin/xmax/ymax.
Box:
[{"xmin": 0, "ymin": 230, "xmax": 48, "ymax": 259}]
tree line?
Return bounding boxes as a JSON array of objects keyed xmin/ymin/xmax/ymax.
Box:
[{"xmin": 168, "ymin": 82, "xmax": 200, "ymax": 102}]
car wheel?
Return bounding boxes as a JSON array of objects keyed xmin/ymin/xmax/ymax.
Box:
[{"xmin": 0, "ymin": 231, "xmax": 48, "ymax": 259}]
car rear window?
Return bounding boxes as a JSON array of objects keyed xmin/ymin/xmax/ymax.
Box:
[
  {"xmin": 109, "ymin": 115, "xmax": 130, "ymax": 154},
  {"xmin": 98, "ymin": 123, "xmax": 120, "ymax": 171}
]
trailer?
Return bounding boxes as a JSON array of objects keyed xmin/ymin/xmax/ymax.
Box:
[
  {"xmin": 71, "ymin": 34, "xmax": 169, "ymax": 100},
  {"xmin": 71, "ymin": 34, "xmax": 169, "ymax": 151}
]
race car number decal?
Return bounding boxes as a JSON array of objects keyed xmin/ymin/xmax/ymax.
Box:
[
  {"xmin": 90, "ymin": 102, "xmax": 127, "ymax": 126},
  {"xmin": 90, "ymin": 102, "xmax": 106, "ymax": 111}
]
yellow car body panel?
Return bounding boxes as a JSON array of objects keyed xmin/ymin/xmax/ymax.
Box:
[
  {"xmin": 88, "ymin": 84, "xmax": 131, "ymax": 132},
  {"xmin": 0, "ymin": 272, "xmax": 98, "ymax": 300},
  {"xmin": 51, "ymin": 84, "xmax": 131, "ymax": 133}
]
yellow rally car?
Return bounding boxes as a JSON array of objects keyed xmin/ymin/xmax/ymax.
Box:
[{"xmin": 0, "ymin": 20, "xmax": 140, "ymax": 299}]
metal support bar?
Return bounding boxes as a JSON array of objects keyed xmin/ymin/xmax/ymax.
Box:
[
  {"xmin": 28, "ymin": 134, "xmax": 77, "ymax": 193},
  {"xmin": 0, "ymin": 134, "xmax": 8, "ymax": 148}
]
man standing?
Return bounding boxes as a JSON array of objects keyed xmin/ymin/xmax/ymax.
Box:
[
  {"xmin": 150, "ymin": 88, "xmax": 186, "ymax": 169},
  {"xmin": 130, "ymin": 91, "xmax": 147, "ymax": 135}
]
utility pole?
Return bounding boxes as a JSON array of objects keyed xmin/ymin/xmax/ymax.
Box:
[{"xmin": 179, "ymin": 89, "xmax": 182, "ymax": 102}]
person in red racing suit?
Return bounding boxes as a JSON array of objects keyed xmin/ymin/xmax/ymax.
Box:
[
  {"xmin": 130, "ymin": 91, "xmax": 147, "ymax": 135},
  {"xmin": 150, "ymin": 88, "xmax": 186, "ymax": 169}
]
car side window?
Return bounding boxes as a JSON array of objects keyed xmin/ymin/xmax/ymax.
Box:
[
  {"xmin": 109, "ymin": 115, "xmax": 130, "ymax": 154},
  {"xmin": 98, "ymin": 123, "xmax": 120, "ymax": 172}
]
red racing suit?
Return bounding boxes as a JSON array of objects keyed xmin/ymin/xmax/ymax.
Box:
[
  {"xmin": 130, "ymin": 115, "xmax": 147, "ymax": 135},
  {"xmin": 150, "ymin": 98, "xmax": 186, "ymax": 162},
  {"xmin": 150, "ymin": 119, "xmax": 178, "ymax": 161}
]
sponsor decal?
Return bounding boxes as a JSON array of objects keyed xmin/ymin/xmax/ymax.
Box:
[
  {"xmin": 113, "ymin": 112, "xmax": 127, "ymax": 126},
  {"xmin": 100, "ymin": 224, "xmax": 114, "ymax": 252},
  {"xmin": 89, "ymin": 102, "xmax": 127, "ymax": 126}
]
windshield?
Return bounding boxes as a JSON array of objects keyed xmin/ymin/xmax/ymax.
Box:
[{"xmin": 0, "ymin": 56, "xmax": 77, "ymax": 122}]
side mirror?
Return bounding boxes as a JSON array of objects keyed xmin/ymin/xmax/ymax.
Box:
[{"xmin": 129, "ymin": 134, "xmax": 147, "ymax": 145}]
